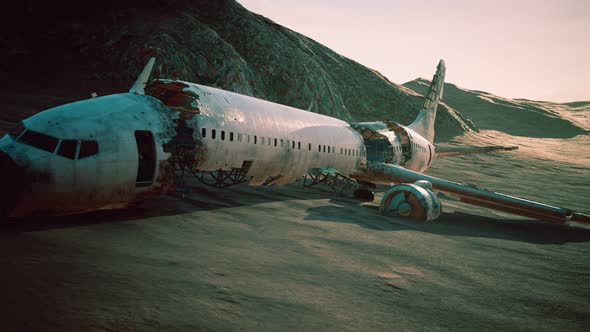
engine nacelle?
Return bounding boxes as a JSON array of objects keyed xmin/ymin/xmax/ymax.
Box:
[{"xmin": 380, "ymin": 181, "xmax": 442, "ymax": 221}]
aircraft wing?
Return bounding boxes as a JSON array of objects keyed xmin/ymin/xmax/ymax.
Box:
[
  {"xmin": 370, "ymin": 162, "xmax": 590, "ymax": 225},
  {"xmin": 435, "ymin": 145, "xmax": 518, "ymax": 157}
]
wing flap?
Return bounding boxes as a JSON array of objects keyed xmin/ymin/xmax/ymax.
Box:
[
  {"xmin": 435, "ymin": 145, "xmax": 518, "ymax": 157},
  {"xmin": 366, "ymin": 162, "xmax": 589, "ymax": 225}
]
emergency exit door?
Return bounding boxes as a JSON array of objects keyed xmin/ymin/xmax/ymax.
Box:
[{"xmin": 134, "ymin": 130, "xmax": 156, "ymax": 187}]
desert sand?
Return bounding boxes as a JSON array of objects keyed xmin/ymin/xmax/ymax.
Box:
[
  {"xmin": 1, "ymin": 96, "xmax": 589, "ymax": 330},
  {"xmin": 2, "ymin": 1, "xmax": 588, "ymax": 329}
]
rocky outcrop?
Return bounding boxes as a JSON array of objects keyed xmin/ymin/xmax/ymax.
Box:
[{"xmin": 1, "ymin": 0, "xmax": 473, "ymax": 141}]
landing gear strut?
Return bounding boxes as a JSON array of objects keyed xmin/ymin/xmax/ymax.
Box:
[
  {"xmin": 169, "ymin": 144, "xmax": 250, "ymax": 189},
  {"xmin": 303, "ymin": 169, "xmax": 374, "ymax": 201}
]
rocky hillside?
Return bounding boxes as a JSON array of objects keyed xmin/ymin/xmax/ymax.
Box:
[
  {"xmin": 404, "ymin": 79, "xmax": 588, "ymax": 138},
  {"xmin": 0, "ymin": 0, "xmax": 472, "ymax": 141}
]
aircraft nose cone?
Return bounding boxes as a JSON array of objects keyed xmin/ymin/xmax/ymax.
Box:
[{"xmin": 0, "ymin": 150, "xmax": 22, "ymax": 218}]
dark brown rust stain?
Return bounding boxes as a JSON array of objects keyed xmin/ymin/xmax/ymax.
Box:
[
  {"xmin": 145, "ymin": 80, "xmax": 201, "ymax": 120},
  {"xmin": 134, "ymin": 160, "xmax": 176, "ymax": 203}
]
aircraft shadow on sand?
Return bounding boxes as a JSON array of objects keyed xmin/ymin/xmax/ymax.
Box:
[
  {"xmin": 303, "ymin": 203, "xmax": 590, "ymax": 245},
  {"xmin": 2, "ymin": 184, "xmax": 588, "ymax": 245}
]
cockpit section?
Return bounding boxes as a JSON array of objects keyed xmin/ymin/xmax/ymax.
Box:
[
  {"xmin": 11, "ymin": 122, "xmax": 99, "ymax": 160},
  {"xmin": 16, "ymin": 128, "xmax": 58, "ymax": 154}
]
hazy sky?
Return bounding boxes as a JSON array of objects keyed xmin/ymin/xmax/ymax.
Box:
[{"xmin": 237, "ymin": 0, "xmax": 589, "ymax": 102}]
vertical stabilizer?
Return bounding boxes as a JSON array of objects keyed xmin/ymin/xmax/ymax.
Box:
[
  {"xmin": 408, "ymin": 60, "xmax": 445, "ymax": 143},
  {"xmin": 129, "ymin": 57, "xmax": 156, "ymax": 95}
]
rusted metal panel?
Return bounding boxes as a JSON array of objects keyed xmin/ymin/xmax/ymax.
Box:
[{"xmin": 150, "ymin": 79, "xmax": 368, "ymax": 186}]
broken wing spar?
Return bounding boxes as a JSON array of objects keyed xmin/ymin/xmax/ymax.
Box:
[{"xmin": 363, "ymin": 162, "xmax": 590, "ymax": 225}]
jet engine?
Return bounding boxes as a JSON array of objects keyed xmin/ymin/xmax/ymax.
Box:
[{"xmin": 380, "ymin": 181, "xmax": 442, "ymax": 221}]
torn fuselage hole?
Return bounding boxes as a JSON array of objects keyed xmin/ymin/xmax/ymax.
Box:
[{"xmin": 145, "ymin": 80, "xmax": 201, "ymax": 119}]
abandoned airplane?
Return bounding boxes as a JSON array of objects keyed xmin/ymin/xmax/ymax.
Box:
[{"xmin": 0, "ymin": 58, "xmax": 588, "ymax": 226}]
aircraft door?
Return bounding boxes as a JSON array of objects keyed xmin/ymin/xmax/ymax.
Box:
[{"xmin": 134, "ymin": 130, "xmax": 156, "ymax": 187}]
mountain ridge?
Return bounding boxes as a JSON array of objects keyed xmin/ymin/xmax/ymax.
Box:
[
  {"xmin": 404, "ymin": 78, "xmax": 588, "ymax": 138},
  {"xmin": 0, "ymin": 0, "xmax": 586, "ymax": 141},
  {"xmin": 0, "ymin": 0, "xmax": 472, "ymax": 141}
]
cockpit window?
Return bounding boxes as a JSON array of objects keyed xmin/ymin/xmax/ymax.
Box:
[
  {"xmin": 9, "ymin": 122, "xmax": 25, "ymax": 138},
  {"xmin": 79, "ymin": 140, "xmax": 99, "ymax": 159},
  {"xmin": 57, "ymin": 140, "xmax": 78, "ymax": 160},
  {"xmin": 18, "ymin": 129, "xmax": 59, "ymax": 153}
]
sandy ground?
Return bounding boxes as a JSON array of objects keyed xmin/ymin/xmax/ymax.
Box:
[{"xmin": 1, "ymin": 95, "xmax": 589, "ymax": 331}]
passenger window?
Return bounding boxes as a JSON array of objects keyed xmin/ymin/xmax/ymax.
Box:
[
  {"xmin": 308, "ymin": 143, "xmax": 311, "ymax": 151},
  {"xmin": 230, "ymin": 132, "xmax": 234, "ymax": 142},
  {"xmin": 318, "ymin": 144, "xmax": 321, "ymax": 152},
  {"xmin": 212, "ymin": 129, "xmax": 216, "ymax": 139},
  {"xmin": 201, "ymin": 128, "xmax": 206, "ymax": 138},
  {"xmin": 292, "ymin": 141, "xmax": 295, "ymax": 149},
  {"xmin": 268, "ymin": 137, "xmax": 271, "ymax": 145},
  {"xmin": 298, "ymin": 142, "xmax": 301, "ymax": 150},
  {"xmin": 18, "ymin": 129, "xmax": 59, "ymax": 153},
  {"xmin": 57, "ymin": 140, "xmax": 78, "ymax": 160},
  {"xmin": 261, "ymin": 137, "xmax": 265, "ymax": 144},
  {"xmin": 254, "ymin": 135, "xmax": 257, "ymax": 144},
  {"xmin": 323, "ymin": 145, "xmax": 326, "ymax": 153},
  {"xmin": 79, "ymin": 140, "xmax": 99, "ymax": 159},
  {"xmin": 328, "ymin": 146, "xmax": 330, "ymax": 153},
  {"xmin": 221, "ymin": 131, "xmax": 225, "ymax": 140}
]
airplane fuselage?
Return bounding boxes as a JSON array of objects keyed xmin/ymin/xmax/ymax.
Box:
[
  {"xmin": 3, "ymin": 59, "xmax": 587, "ymax": 226},
  {"xmin": 0, "ymin": 79, "xmax": 434, "ymax": 217}
]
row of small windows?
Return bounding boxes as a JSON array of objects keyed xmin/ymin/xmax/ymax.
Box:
[
  {"xmin": 13, "ymin": 125, "xmax": 99, "ymax": 160},
  {"xmin": 201, "ymin": 128, "xmax": 364, "ymax": 157},
  {"xmin": 412, "ymin": 142, "xmax": 427, "ymax": 152}
]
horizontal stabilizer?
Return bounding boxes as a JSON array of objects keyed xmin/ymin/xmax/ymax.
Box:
[{"xmin": 435, "ymin": 145, "xmax": 518, "ymax": 157}]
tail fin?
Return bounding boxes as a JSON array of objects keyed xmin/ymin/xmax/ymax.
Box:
[
  {"xmin": 408, "ymin": 59, "xmax": 445, "ymax": 143},
  {"xmin": 129, "ymin": 57, "xmax": 156, "ymax": 95}
]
